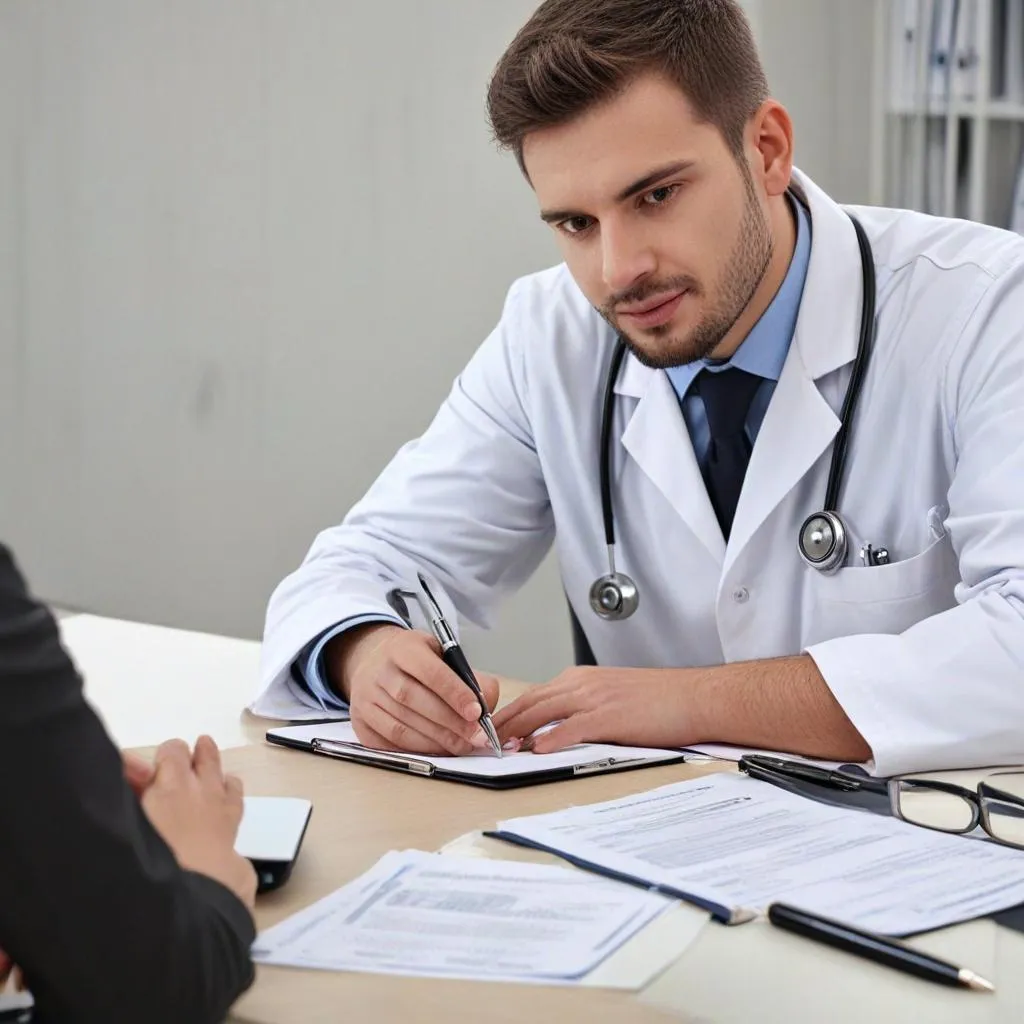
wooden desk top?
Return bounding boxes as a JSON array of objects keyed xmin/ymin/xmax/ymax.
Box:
[
  {"xmin": 118, "ymin": 676, "xmax": 1024, "ymax": 1024},
  {"xmin": 220, "ymin": 737, "xmax": 724, "ymax": 1024}
]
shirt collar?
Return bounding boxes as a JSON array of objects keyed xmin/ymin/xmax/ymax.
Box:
[{"xmin": 664, "ymin": 192, "xmax": 812, "ymax": 400}]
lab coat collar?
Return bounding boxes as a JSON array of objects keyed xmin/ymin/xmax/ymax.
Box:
[
  {"xmin": 609, "ymin": 168, "xmax": 864, "ymax": 567},
  {"xmin": 723, "ymin": 169, "xmax": 862, "ymax": 573},
  {"xmin": 788, "ymin": 169, "xmax": 865, "ymax": 381},
  {"xmin": 614, "ymin": 344, "xmax": 653, "ymax": 399}
]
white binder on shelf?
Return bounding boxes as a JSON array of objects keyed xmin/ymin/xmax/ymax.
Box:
[
  {"xmin": 891, "ymin": 0, "xmax": 929, "ymax": 109},
  {"xmin": 890, "ymin": 0, "xmax": 916, "ymax": 107},
  {"xmin": 952, "ymin": 0, "xmax": 979, "ymax": 101},
  {"xmin": 1005, "ymin": 0, "xmax": 1024, "ymax": 104},
  {"xmin": 928, "ymin": 0, "xmax": 959, "ymax": 104}
]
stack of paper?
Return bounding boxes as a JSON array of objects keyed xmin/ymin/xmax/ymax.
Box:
[
  {"xmin": 252, "ymin": 850, "xmax": 676, "ymax": 985},
  {"xmin": 492, "ymin": 773, "xmax": 1024, "ymax": 935}
]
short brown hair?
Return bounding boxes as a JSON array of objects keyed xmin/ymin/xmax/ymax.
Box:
[{"xmin": 486, "ymin": 0, "xmax": 768, "ymax": 173}]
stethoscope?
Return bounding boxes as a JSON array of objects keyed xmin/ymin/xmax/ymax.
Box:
[{"xmin": 589, "ymin": 212, "xmax": 882, "ymax": 622}]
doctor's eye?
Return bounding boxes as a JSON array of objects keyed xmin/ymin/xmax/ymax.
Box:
[
  {"xmin": 641, "ymin": 184, "xmax": 679, "ymax": 207},
  {"xmin": 558, "ymin": 215, "xmax": 595, "ymax": 237}
]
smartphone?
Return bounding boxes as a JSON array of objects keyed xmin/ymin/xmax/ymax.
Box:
[{"xmin": 234, "ymin": 796, "xmax": 313, "ymax": 893}]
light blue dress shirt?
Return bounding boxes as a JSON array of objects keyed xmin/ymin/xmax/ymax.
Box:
[
  {"xmin": 299, "ymin": 195, "xmax": 812, "ymax": 710},
  {"xmin": 664, "ymin": 193, "xmax": 812, "ymax": 460}
]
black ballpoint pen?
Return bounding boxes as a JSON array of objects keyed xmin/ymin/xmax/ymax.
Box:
[
  {"xmin": 417, "ymin": 573, "xmax": 503, "ymax": 758},
  {"xmin": 767, "ymin": 903, "xmax": 995, "ymax": 992},
  {"xmin": 739, "ymin": 754, "xmax": 887, "ymax": 793}
]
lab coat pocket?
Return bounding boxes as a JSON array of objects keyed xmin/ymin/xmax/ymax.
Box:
[{"xmin": 802, "ymin": 533, "xmax": 960, "ymax": 646}]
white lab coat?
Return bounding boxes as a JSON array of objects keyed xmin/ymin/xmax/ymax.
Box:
[{"xmin": 257, "ymin": 169, "xmax": 1024, "ymax": 776}]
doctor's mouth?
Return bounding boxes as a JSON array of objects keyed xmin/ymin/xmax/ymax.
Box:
[{"xmin": 615, "ymin": 289, "xmax": 691, "ymax": 329}]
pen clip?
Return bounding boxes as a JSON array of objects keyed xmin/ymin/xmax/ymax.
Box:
[
  {"xmin": 416, "ymin": 572, "xmax": 445, "ymax": 621},
  {"xmin": 417, "ymin": 572, "xmax": 457, "ymax": 649},
  {"xmin": 573, "ymin": 756, "xmax": 647, "ymax": 776}
]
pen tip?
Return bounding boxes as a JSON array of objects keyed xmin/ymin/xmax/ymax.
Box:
[
  {"xmin": 960, "ymin": 970, "xmax": 995, "ymax": 993},
  {"xmin": 480, "ymin": 716, "xmax": 502, "ymax": 758}
]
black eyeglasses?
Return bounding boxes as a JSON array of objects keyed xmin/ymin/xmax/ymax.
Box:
[{"xmin": 738, "ymin": 755, "xmax": 1024, "ymax": 850}]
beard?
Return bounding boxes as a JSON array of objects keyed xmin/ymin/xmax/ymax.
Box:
[{"xmin": 599, "ymin": 173, "xmax": 775, "ymax": 370}]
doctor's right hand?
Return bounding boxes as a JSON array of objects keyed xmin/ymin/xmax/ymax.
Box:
[{"xmin": 326, "ymin": 624, "xmax": 500, "ymax": 755}]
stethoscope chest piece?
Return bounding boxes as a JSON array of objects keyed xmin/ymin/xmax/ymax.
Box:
[
  {"xmin": 798, "ymin": 511, "xmax": 848, "ymax": 575},
  {"xmin": 589, "ymin": 570, "xmax": 639, "ymax": 621}
]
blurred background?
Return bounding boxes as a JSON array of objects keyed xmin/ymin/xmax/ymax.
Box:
[{"xmin": 0, "ymin": 0, "xmax": 1019, "ymax": 683}]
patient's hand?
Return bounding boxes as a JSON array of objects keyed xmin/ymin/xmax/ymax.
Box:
[
  {"xmin": 140, "ymin": 736, "xmax": 257, "ymax": 912},
  {"xmin": 122, "ymin": 750, "xmax": 156, "ymax": 796}
]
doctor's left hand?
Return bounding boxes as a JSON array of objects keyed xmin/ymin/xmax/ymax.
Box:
[{"xmin": 493, "ymin": 667, "xmax": 693, "ymax": 753}]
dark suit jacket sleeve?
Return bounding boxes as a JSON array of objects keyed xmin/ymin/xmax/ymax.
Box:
[{"xmin": 0, "ymin": 545, "xmax": 255, "ymax": 1024}]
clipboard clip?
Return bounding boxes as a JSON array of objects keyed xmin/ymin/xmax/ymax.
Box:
[
  {"xmin": 573, "ymin": 756, "xmax": 647, "ymax": 776},
  {"xmin": 311, "ymin": 738, "xmax": 435, "ymax": 776}
]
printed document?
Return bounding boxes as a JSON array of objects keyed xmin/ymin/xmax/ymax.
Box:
[
  {"xmin": 252, "ymin": 849, "xmax": 672, "ymax": 983},
  {"xmin": 495, "ymin": 774, "xmax": 1024, "ymax": 935}
]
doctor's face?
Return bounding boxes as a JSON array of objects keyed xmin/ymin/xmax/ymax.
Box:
[{"xmin": 523, "ymin": 73, "xmax": 776, "ymax": 368}]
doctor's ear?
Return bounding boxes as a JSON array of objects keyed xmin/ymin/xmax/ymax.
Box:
[{"xmin": 745, "ymin": 100, "xmax": 794, "ymax": 199}]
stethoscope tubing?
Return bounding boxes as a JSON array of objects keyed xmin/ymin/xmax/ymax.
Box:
[{"xmin": 591, "ymin": 209, "xmax": 877, "ymax": 620}]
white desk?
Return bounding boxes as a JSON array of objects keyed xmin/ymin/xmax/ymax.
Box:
[{"xmin": 58, "ymin": 613, "xmax": 268, "ymax": 750}]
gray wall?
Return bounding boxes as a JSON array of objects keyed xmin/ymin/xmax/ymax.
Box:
[{"xmin": 0, "ymin": 1, "xmax": 876, "ymax": 683}]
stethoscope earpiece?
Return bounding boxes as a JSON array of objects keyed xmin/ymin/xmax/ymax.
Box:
[{"xmin": 797, "ymin": 511, "xmax": 848, "ymax": 575}]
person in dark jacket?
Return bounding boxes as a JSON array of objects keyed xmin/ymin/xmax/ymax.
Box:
[{"xmin": 0, "ymin": 543, "xmax": 257, "ymax": 1022}]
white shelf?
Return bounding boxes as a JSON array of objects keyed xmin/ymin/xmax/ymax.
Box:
[
  {"xmin": 887, "ymin": 101, "xmax": 1024, "ymax": 120},
  {"xmin": 873, "ymin": 0, "xmax": 1024, "ymax": 228},
  {"xmin": 985, "ymin": 100, "xmax": 1024, "ymax": 119}
]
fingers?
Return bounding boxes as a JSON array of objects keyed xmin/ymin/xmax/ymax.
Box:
[
  {"xmin": 494, "ymin": 686, "xmax": 579, "ymax": 742},
  {"xmin": 374, "ymin": 689, "xmax": 476, "ymax": 755},
  {"xmin": 355, "ymin": 702, "xmax": 466, "ymax": 756},
  {"xmin": 379, "ymin": 669, "xmax": 480, "ymax": 743},
  {"xmin": 192, "ymin": 734, "xmax": 224, "ymax": 785},
  {"xmin": 224, "ymin": 773, "xmax": 245, "ymax": 828},
  {"xmin": 122, "ymin": 751, "xmax": 156, "ymax": 796},
  {"xmin": 153, "ymin": 738, "xmax": 192, "ymax": 781},
  {"xmin": 528, "ymin": 714, "xmax": 599, "ymax": 754},
  {"xmin": 349, "ymin": 718, "xmax": 393, "ymax": 751},
  {"xmin": 492, "ymin": 681, "xmax": 550, "ymax": 730},
  {"xmin": 396, "ymin": 638, "xmax": 486, "ymax": 723}
]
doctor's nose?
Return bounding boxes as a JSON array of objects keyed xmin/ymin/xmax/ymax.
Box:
[{"xmin": 601, "ymin": 227, "xmax": 657, "ymax": 295}]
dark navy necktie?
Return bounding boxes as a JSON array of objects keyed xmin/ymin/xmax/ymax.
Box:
[{"xmin": 695, "ymin": 367, "xmax": 763, "ymax": 540}]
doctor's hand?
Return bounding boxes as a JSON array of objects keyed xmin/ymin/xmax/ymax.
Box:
[
  {"xmin": 327, "ymin": 624, "xmax": 501, "ymax": 756},
  {"xmin": 493, "ymin": 667, "xmax": 691, "ymax": 753}
]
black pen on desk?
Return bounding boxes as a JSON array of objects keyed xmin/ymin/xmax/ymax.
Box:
[
  {"xmin": 417, "ymin": 573, "xmax": 503, "ymax": 758},
  {"xmin": 766, "ymin": 903, "xmax": 994, "ymax": 993},
  {"xmin": 739, "ymin": 755, "xmax": 886, "ymax": 793}
]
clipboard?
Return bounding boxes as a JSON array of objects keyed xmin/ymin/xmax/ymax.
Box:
[{"xmin": 265, "ymin": 721, "xmax": 688, "ymax": 790}]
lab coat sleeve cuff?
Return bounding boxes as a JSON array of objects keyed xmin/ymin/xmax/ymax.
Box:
[
  {"xmin": 299, "ymin": 615, "xmax": 404, "ymax": 711},
  {"xmin": 805, "ymin": 635, "xmax": 900, "ymax": 777},
  {"xmin": 256, "ymin": 575, "xmax": 460, "ymax": 719}
]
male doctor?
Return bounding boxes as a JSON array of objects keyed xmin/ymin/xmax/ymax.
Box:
[{"xmin": 258, "ymin": 0, "xmax": 1024, "ymax": 776}]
